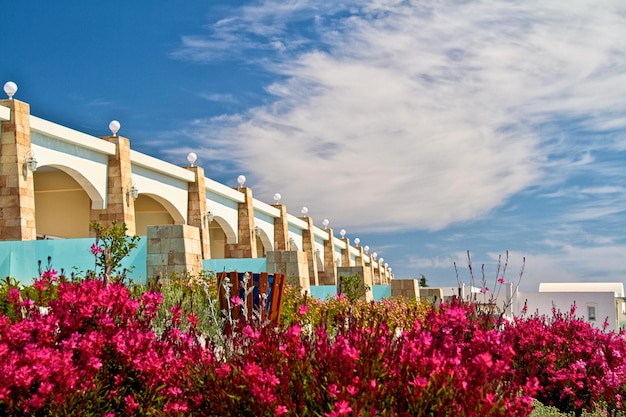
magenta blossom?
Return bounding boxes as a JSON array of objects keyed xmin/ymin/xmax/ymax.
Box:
[{"xmin": 90, "ymin": 243, "xmax": 104, "ymax": 255}]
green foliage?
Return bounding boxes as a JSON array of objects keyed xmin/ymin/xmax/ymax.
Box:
[
  {"xmin": 419, "ymin": 274, "xmax": 428, "ymax": 287},
  {"xmin": 149, "ymin": 270, "xmax": 223, "ymax": 338},
  {"xmin": 90, "ymin": 221, "xmax": 140, "ymax": 285},
  {"xmin": 530, "ymin": 400, "xmax": 626, "ymax": 417},
  {"xmin": 338, "ymin": 273, "xmax": 370, "ymax": 303}
]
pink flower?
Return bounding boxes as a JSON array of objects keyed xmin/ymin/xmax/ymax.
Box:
[
  {"xmin": 498, "ymin": 277, "xmax": 505, "ymax": 284},
  {"xmin": 332, "ymin": 400, "xmax": 353, "ymax": 416},
  {"xmin": 327, "ymin": 383, "xmax": 340, "ymax": 398},
  {"xmin": 124, "ymin": 395, "xmax": 139, "ymax": 414},
  {"xmin": 7, "ymin": 287, "xmax": 21, "ymax": 303},
  {"xmin": 215, "ymin": 363, "xmax": 231, "ymax": 378},
  {"xmin": 298, "ymin": 304, "xmax": 309, "ymax": 316},
  {"xmin": 187, "ymin": 312, "xmax": 199, "ymax": 327},
  {"xmin": 90, "ymin": 243, "xmax": 103, "ymax": 255},
  {"xmin": 164, "ymin": 402, "xmax": 189, "ymax": 413},
  {"xmin": 276, "ymin": 405, "xmax": 289, "ymax": 416},
  {"xmin": 230, "ymin": 295, "xmax": 243, "ymax": 307},
  {"xmin": 170, "ymin": 305, "xmax": 182, "ymax": 323}
]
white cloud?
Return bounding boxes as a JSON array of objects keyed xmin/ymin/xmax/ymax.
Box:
[{"xmin": 173, "ymin": 0, "xmax": 626, "ymax": 233}]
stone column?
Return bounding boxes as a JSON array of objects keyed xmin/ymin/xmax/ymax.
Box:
[
  {"xmin": 185, "ymin": 166, "xmax": 210, "ymax": 259},
  {"xmin": 224, "ymin": 187, "xmax": 257, "ymax": 258},
  {"xmin": 146, "ymin": 224, "xmax": 203, "ymax": 281},
  {"xmin": 300, "ymin": 216, "xmax": 319, "ymax": 286},
  {"xmin": 266, "ymin": 250, "xmax": 310, "ymax": 295},
  {"xmin": 90, "ymin": 135, "xmax": 136, "ymax": 235},
  {"xmin": 392, "ymin": 279, "xmax": 421, "ymax": 301},
  {"xmin": 0, "ymin": 99, "xmax": 36, "ymax": 240},
  {"xmin": 340, "ymin": 238, "xmax": 351, "ymax": 267},
  {"xmin": 318, "ymin": 228, "xmax": 337, "ymax": 285},
  {"xmin": 354, "ymin": 246, "xmax": 366, "ymax": 267},
  {"xmin": 375, "ymin": 260, "xmax": 384, "ymax": 285},
  {"xmin": 272, "ymin": 204, "xmax": 289, "ymax": 251}
]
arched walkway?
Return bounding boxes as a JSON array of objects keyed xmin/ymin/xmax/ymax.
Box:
[{"xmin": 34, "ymin": 168, "xmax": 91, "ymax": 238}]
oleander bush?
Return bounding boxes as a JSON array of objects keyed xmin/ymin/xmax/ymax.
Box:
[{"xmin": 2, "ymin": 233, "xmax": 626, "ymax": 416}]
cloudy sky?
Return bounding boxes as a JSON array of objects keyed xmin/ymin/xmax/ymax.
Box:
[{"xmin": 2, "ymin": 1, "xmax": 626, "ymax": 290}]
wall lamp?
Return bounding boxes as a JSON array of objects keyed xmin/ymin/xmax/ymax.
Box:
[
  {"xmin": 322, "ymin": 218, "xmax": 329, "ymax": 229},
  {"xmin": 205, "ymin": 210, "xmax": 214, "ymax": 228},
  {"xmin": 23, "ymin": 150, "xmax": 38, "ymax": 174},
  {"xmin": 354, "ymin": 238, "xmax": 360, "ymax": 246},
  {"xmin": 127, "ymin": 184, "xmax": 139, "ymax": 204}
]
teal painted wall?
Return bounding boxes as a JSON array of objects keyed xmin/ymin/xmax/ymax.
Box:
[
  {"xmin": 309, "ymin": 285, "xmax": 391, "ymax": 301},
  {"xmin": 0, "ymin": 238, "xmax": 147, "ymax": 284},
  {"xmin": 203, "ymin": 258, "xmax": 267, "ymax": 274}
]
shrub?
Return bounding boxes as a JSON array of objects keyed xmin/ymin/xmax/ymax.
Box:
[{"xmin": 503, "ymin": 305, "xmax": 626, "ymax": 416}]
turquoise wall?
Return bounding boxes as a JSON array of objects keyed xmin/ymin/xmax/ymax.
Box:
[
  {"xmin": 0, "ymin": 238, "xmax": 147, "ymax": 284},
  {"xmin": 203, "ymin": 258, "xmax": 267, "ymax": 274},
  {"xmin": 0, "ymin": 241, "xmax": 391, "ymax": 301},
  {"xmin": 309, "ymin": 285, "xmax": 391, "ymax": 301}
]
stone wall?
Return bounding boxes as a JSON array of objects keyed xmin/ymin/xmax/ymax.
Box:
[
  {"xmin": 391, "ymin": 279, "xmax": 420, "ymax": 300},
  {"xmin": 266, "ymin": 250, "xmax": 310, "ymax": 295},
  {"xmin": 146, "ymin": 224, "xmax": 203, "ymax": 281}
]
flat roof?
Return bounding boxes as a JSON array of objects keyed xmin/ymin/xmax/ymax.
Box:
[{"xmin": 539, "ymin": 282, "xmax": 624, "ymax": 297}]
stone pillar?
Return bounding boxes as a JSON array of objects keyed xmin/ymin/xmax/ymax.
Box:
[
  {"xmin": 224, "ymin": 187, "xmax": 257, "ymax": 258},
  {"xmin": 365, "ymin": 258, "xmax": 375, "ymax": 287},
  {"xmin": 419, "ymin": 287, "xmax": 443, "ymax": 306},
  {"xmin": 90, "ymin": 135, "xmax": 136, "ymax": 235},
  {"xmin": 146, "ymin": 224, "xmax": 203, "ymax": 281},
  {"xmin": 300, "ymin": 216, "xmax": 319, "ymax": 286},
  {"xmin": 376, "ymin": 261, "xmax": 384, "ymax": 285},
  {"xmin": 318, "ymin": 228, "xmax": 337, "ymax": 285},
  {"xmin": 354, "ymin": 246, "xmax": 366, "ymax": 267},
  {"xmin": 185, "ymin": 166, "xmax": 210, "ymax": 259},
  {"xmin": 340, "ymin": 238, "xmax": 351, "ymax": 267},
  {"xmin": 0, "ymin": 99, "xmax": 36, "ymax": 240},
  {"xmin": 272, "ymin": 204, "xmax": 289, "ymax": 251},
  {"xmin": 266, "ymin": 250, "xmax": 310, "ymax": 295},
  {"xmin": 392, "ymin": 279, "xmax": 421, "ymax": 301}
]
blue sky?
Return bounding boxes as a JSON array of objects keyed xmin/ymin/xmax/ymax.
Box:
[{"xmin": 2, "ymin": 1, "xmax": 626, "ymax": 290}]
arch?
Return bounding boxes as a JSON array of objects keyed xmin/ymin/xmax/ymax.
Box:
[
  {"xmin": 136, "ymin": 193, "xmax": 185, "ymax": 225},
  {"xmin": 213, "ymin": 216, "xmax": 237, "ymax": 244},
  {"xmin": 135, "ymin": 194, "xmax": 178, "ymax": 236},
  {"xmin": 255, "ymin": 228, "xmax": 274, "ymax": 253},
  {"xmin": 207, "ymin": 216, "xmax": 237, "ymax": 259},
  {"xmin": 39, "ymin": 163, "xmax": 106, "ymax": 209},
  {"xmin": 33, "ymin": 168, "xmax": 91, "ymax": 238}
]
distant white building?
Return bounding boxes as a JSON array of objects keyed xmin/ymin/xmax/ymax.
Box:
[
  {"xmin": 428, "ymin": 282, "xmax": 626, "ymax": 332},
  {"xmin": 527, "ymin": 282, "xmax": 626, "ymax": 331}
]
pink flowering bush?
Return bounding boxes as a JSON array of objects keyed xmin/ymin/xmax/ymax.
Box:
[
  {"xmin": 0, "ymin": 272, "xmax": 209, "ymax": 415},
  {"xmin": 3, "ymin": 242, "xmax": 626, "ymax": 416},
  {"xmin": 177, "ymin": 298, "xmax": 536, "ymax": 416},
  {"xmin": 502, "ymin": 305, "xmax": 626, "ymax": 416}
]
